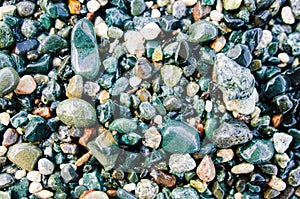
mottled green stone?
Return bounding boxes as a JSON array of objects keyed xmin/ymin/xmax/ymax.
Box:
[
  {"xmin": 109, "ymin": 118, "xmax": 137, "ymax": 133},
  {"xmin": 0, "ymin": 51, "xmax": 15, "ymax": 69},
  {"xmin": 38, "ymin": 34, "xmax": 68, "ymax": 54},
  {"xmin": 189, "ymin": 21, "xmax": 218, "ymax": 43},
  {"xmin": 83, "ymin": 170, "xmax": 102, "ymax": 190},
  {"xmin": 0, "ymin": 22, "xmax": 14, "ymax": 48},
  {"xmin": 0, "ymin": 67, "xmax": 20, "ymax": 97},
  {"xmin": 170, "ymin": 187, "xmax": 199, "ymax": 199},
  {"xmin": 56, "ymin": 98, "xmax": 97, "ymax": 127},
  {"xmin": 24, "ymin": 116, "xmax": 51, "ymax": 142}
]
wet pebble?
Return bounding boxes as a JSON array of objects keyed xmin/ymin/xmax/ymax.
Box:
[
  {"xmin": 142, "ymin": 126, "xmax": 161, "ymax": 149},
  {"xmin": 196, "ymin": 155, "xmax": 215, "ymax": 182},
  {"xmin": 231, "ymin": 163, "xmax": 254, "ymax": 174},
  {"xmin": 2, "ymin": 128, "xmax": 18, "ymax": 147},
  {"xmin": 169, "ymin": 153, "xmax": 196, "ymax": 173},
  {"xmin": 38, "ymin": 158, "xmax": 55, "ymax": 175},
  {"xmin": 0, "ymin": 67, "xmax": 20, "ymax": 97},
  {"xmin": 268, "ymin": 175, "xmax": 286, "ymax": 191},
  {"xmin": 16, "ymin": 1, "xmax": 35, "ymax": 17},
  {"xmin": 14, "ymin": 75, "xmax": 37, "ymax": 95}
]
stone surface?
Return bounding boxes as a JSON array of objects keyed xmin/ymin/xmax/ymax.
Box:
[
  {"xmin": 0, "ymin": 22, "xmax": 14, "ymax": 48},
  {"xmin": 169, "ymin": 153, "xmax": 196, "ymax": 173},
  {"xmin": 24, "ymin": 116, "xmax": 51, "ymax": 142},
  {"xmin": 170, "ymin": 187, "xmax": 199, "ymax": 199},
  {"xmin": 71, "ymin": 18, "xmax": 100, "ymax": 80},
  {"xmin": 140, "ymin": 22, "xmax": 161, "ymax": 40},
  {"xmin": 268, "ymin": 175, "xmax": 286, "ymax": 191},
  {"xmin": 14, "ymin": 75, "xmax": 36, "ymax": 95},
  {"xmin": 26, "ymin": 171, "xmax": 41, "ymax": 182},
  {"xmin": 38, "ymin": 34, "xmax": 68, "ymax": 54},
  {"xmin": 80, "ymin": 191, "xmax": 109, "ymax": 199},
  {"xmin": 150, "ymin": 169, "xmax": 176, "ymax": 187},
  {"xmin": 273, "ymin": 132, "xmax": 293, "ymax": 153},
  {"xmin": 134, "ymin": 57, "xmax": 152, "ymax": 79},
  {"xmin": 0, "ymin": 67, "xmax": 20, "ymax": 97},
  {"xmin": 2, "ymin": 128, "xmax": 18, "ymax": 147},
  {"xmin": 66, "ymin": 75, "xmax": 83, "ymax": 98},
  {"xmin": 109, "ymin": 118, "xmax": 137, "ymax": 133},
  {"xmin": 216, "ymin": 149, "xmax": 234, "ymax": 163},
  {"xmin": 0, "ymin": 173, "xmax": 14, "ymax": 188},
  {"xmin": 124, "ymin": 30, "xmax": 144, "ymax": 55},
  {"xmin": 281, "ymin": 6, "xmax": 295, "ymax": 24},
  {"xmin": 135, "ymin": 179, "xmax": 159, "ymax": 199},
  {"xmin": 142, "ymin": 126, "xmax": 161, "ymax": 149},
  {"xmin": 288, "ymin": 167, "xmax": 300, "ymax": 187},
  {"xmin": 231, "ymin": 163, "xmax": 254, "ymax": 174},
  {"xmin": 161, "ymin": 65, "xmax": 182, "ymax": 88},
  {"xmin": 38, "ymin": 158, "xmax": 55, "ymax": 175},
  {"xmin": 7, "ymin": 143, "xmax": 42, "ymax": 171},
  {"xmin": 56, "ymin": 98, "xmax": 97, "ymax": 127},
  {"xmin": 223, "ymin": 0, "xmax": 242, "ymax": 10},
  {"xmin": 188, "ymin": 21, "xmax": 218, "ymax": 43},
  {"xmin": 196, "ymin": 155, "xmax": 215, "ymax": 182},
  {"xmin": 0, "ymin": 51, "xmax": 15, "ymax": 69},
  {"xmin": 16, "ymin": 1, "xmax": 36, "ymax": 17},
  {"xmin": 161, "ymin": 120, "xmax": 201, "ymax": 153}
]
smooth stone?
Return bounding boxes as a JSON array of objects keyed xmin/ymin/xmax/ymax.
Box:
[
  {"xmin": 288, "ymin": 167, "xmax": 300, "ymax": 187},
  {"xmin": 56, "ymin": 98, "xmax": 97, "ymax": 127},
  {"xmin": 24, "ymin": 116, "xmax": 51, "ymax": 142},
  {"xmin": 240, "ymin": 139, "xmax": 274, "ymax": 164},
  {"xmin": 29, "ymin": 182, "xmax": 43, "ymax": 194},
  {"xmin": 66, "ymin": 75, "xmax": 83, "ymax": 98},
  {"xmin": 80, "ymin": 191, "xmax": 109, "ymax": 199},
  {"xmin": 150, "ymin": 169, "xmax": 176, "ymax": 187},
  {"xmin": 14, "ymin": 75, "xmax": 37, "ymax": 95},
  {"xmin": 26, "ymin": 54, "xmax": 50, "ymax": 74},
  {"xmin": 271, "ymin": 94, "xmax": 294, "ymax": 114},
  {"xmin": 71, "ymin": 18, "xmax": 100, "ymax": 80},
  {"xmin": 140, "ymin": 22, "xmax": 161, "ymax": 40},
  {"xmin": 117, "ymin": 188, "xmax": 137, "ymax": 199},
  {"xmin": 109, "ymin": 118, "xmax": 137, "ymax": 133},
  {"xmin": 134, "ymin": 57, "xmax": 152, "ymax": 79},
  {"xmin": 7, "ymin": 143, "xmax": 42, "ymax": 171},
  {"xmin": 0, "ymin": 191, "xmax": 10, "ymax": 199},
  {"xmin": 0, "ymin": 174, "xmax": 14, "ymax": 188},
  {"xmin": 281, "ymin": 6, "xmax": 295, "ymax": 24},
  {"xmin": 111, "ymin": 77, "xmax": 129, "ymax": 96},
  {"xmin": 0, "ymin": 67, "xmax": 20, "ymax": 97},
  {"xmin": 46, "ymin": 3, "xmax": 69, "ymax": 19},
  {"xmin": 0, "ymin": 51, "xmax": 15, "ymax": 69},
  {"xmin": 21, "ymin": 19, "xmax": 38, "ymax": 38},
  {"xmin": 38, "ymin": 34, "xmax": 68, "ymax": 54},
  {"xmin": 10, "ymin": 110, "xmax": 28, "ymax": 128},
  {"xmin": 212, "ymin": 120, "xmax": 253, "ymax": 148},
  {"xmin": 16, "ymin": 1, "xmax": 35, "ymax": 17},
  {"xmin": 61, "ymin": 164, "xmax": 77, "ymax": 183},
  {"xmin": 216, "ymin": 149, "xmax": 234, "ymax": 163},
  {"xmin": 169, "ymin": 153, "xmax": 196, "ymax": 173},
  {"xmin": 161, "ymin": 120, "xmax": 201, "ymax": 154},
  {"xmin": 139, "ymin": 102, "xmax": 156, "ymax": 120},
  {"xmin": 231, "ymin": 163, "xmax": 254, "ymax": 174},
  {"xmin": 26, "ymin": 171, "xmax": 41, "ymax": 182},
  {"xmin": 196, "ymin": 155, "xmax": 215, "ymax": 182},
  {"xmin": 227, "ymin": 44, "xmax": 252, "ymax": 67},
  {"xmin": 223, "ymin": 0, "xmax": 242, "ymax": 10},
  {"xmin": 186, "ymin": 82, "xmax": 199, "ymax": 97},
  {"xmin": 130, "ymin": 0, "xmax": 146, "ymax": 16},
  {"xmin": 2, "ymin": 128, "xmax": 18, "ymax": 147},
  {"xmin": 274, "ymin": 153, "xmax": 290, "ymax": 169},
  {"xmin": 0, "ymin": 22, "xmax": 14, "ymax": 48},
  {"xmin": 263, "ymin": 74, "xmax": 290, "ymax": 100},
  {"xmin": 87, "ymin": 0, "xmax": 100, "ymax": 12},
  {"xmin": 259, "ymin": 164, "xmax": 278, "ymax": 175},
  {"xmin": 163, "ymin": 95, "xmax": 182, "ymax": 111},
  {"xmin": 107, "ymin": 26, "xmax": 123, "ymax": 39},
  {"xmin": 268, "ymin": 175, "xmax": 286, "ymax": 191},
  {"xmin": 170, "ymin": 187, "xmax": 199, "ymax": 199},
  {"xmin": 264, "ymin": 188, "xmax": 280, "ymax": 199},
  {"xmin": 188, "ymin": 21, "xmax": 218, "ymax": 43},
  {"xmin": 135, "ymin": 179, "xmax": 159, "ymax": 199},
  {"xmin": 38, "ymin": 158, "xmax": 54, "ymax": 175},
  {"xmin": 273, "ymin": 132, "xmax": 293, "ymax": 153},
  {"xmin": 161, "ymin": 65, "xmax": 182, "ymax": 88},
  {"xmin": 172, "ymin": 0, "xmax": 186, "ymax": 19}
]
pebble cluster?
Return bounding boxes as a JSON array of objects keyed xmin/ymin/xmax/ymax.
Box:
[{"xmin": 0, "ymin": 0, "xmax": 299, "ymax": 198}]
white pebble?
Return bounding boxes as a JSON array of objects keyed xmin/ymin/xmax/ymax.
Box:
[
  {"xmin": 15, "ymin": 170, "xmax": 26, "ymax": 180},
  {"xmin": 281, "ymin": 6, "xmax": 295, "ymax": 25},
  {"xmin": 205, "ymin": 101, "xmax": 213, "ymax": 112},
  {"xmin": 0, "ymin": 146, "xmax": 7, "ymax": 156},
  {"xmin": 278, "ymin": 52, "xmax": 289, "ymax": 63},
  {"xmin": 153, "ymin": 115, "xmax": 162, "ymax": 125},
  {"xmin": 87, "ymin": 0, "xmax": 101, "ymax": 12},
  {"xmin": 29, "ymin": 182, "xmax": 43, "ymax": 194},
  {"xmin": 35, "ymin": 190, "xmax": 54, "ymax": 199},
  {"xmin": 94, "ymin": 17, "xmax": 108, "ymax": 38},
  {"xmin": 52, "ymin": 57, "xmax": 61, "ymax": 67},
  {"xmin": 151, "ymin": 9, "xmax": 161, "ymax": 18},
  {"xmin": 0, "ymin": 112, "xmax": 10, "ymax": 126},
  {"xmin": 123, "ymin": 183, "xmax": 136, "ymax": 192},
  {"xmin": 210, "ymin": 10, "xmax": 224, "ymax": 22},
  {"xmin": 27, "ymin": 171, "xmax": 41, "ymax": 182},
  {"xmin": 129, "ymin": 76, "xmax": 142, "ymax": 88},
  {"xmin": 182, "ymin": 0, "xmax": 197, "ymax": 6},
  {"xmin": 140, "ymin": 22, "xmax": 161, "ymax": 40},
  {"xmin": 257, "ymin": 30, "xmax": 273, "ymax": 49},
  {"xmin": 98, "ymin": 0, "xmax": 108, "ymax": 6},
  {"xmin": 0, "ymin": 5, "xmax": 16, "ymax": 20}
]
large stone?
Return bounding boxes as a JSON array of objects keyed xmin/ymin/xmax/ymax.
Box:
[
  {"xmin": 188, "ymin": 21, "xmax": 218, "ymax": 43},
  {"xmin": 0, "ymin": 67, "xmax": 20, "ymax": 97},
  {"xmin": 71, "ymin": 18, "xmax": 100, "ymax": 80},
  {"xmin": 7, "ymin": 143, "xmax": 42, "ymax": 171},
  {"xmin": 161, "ymin": 120, "xmax": 201, "ymax": 153},
  {"xmin": 56, "ymin": 98, "xmax": 97, "ymax": 127}
]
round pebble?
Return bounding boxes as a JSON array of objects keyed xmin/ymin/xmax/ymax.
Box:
[
  {"xmin": 38, "ymin": 158, "xmax": 55, "ymax": 175},
  {"xmin": 14, "ymin": 75, "xmax": 37, "ymax": 95},
  {"xmin": 231, "ymin": 163, "xmax": 254, "ymax": 174},
  {"xmin": 26, "ymin": 171, "xmax": 41, "ymax": 182},
  {"xmin": 169, "ymin": 153, "xmax": 196, "ymax": 173},
  {"xmin": 135, "ymin": 179, "xmax": 159, "ymax": 199},
  {"xmin": 281, "ymin": 6, "xmax": 295, "ymax": 24}
]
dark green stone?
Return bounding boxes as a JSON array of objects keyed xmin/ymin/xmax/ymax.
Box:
[
  {"xmin": 38, "ymin": 14, "xmax": 53, "ymax": 30},
  {"xmin": 188, "ymin": 21, "xmax": 218, "ymax": 43},
  {"xmin": 241, "ymin": 28, "xmax": 262, "ymax": 52},
  {"xmin": 263, "ymin": 74, "xmax": 290, "ymax": 100},
  {"xmin": 0, "ymin": 22, "xmax": 14, "ymax": 49},
  {"xmin": 10, "ymin": 178, "xmax": 29, "ymax": 198},
  {"xmin": 47, "ymin": 3, "xmax": 70, "ymax": 19},
  {"xmin": 158, "ymin": 15, "xmax": 180, "ymax": 32},
  {"xmin": 271, "ymin": 94, "xmax": 294, "ymax": 114},
  {"xmin": 288, "ymin": 128, "xmax": 300, "ymax": 149},
  {"xmin": 0, "ymin": 51, "xmax": 15, "ymax": 69},
  {"xmin": 11, "ymin": 53, "xmax": 26, "ymax": 74},
  {"xmin": 71, "ymin": 18, "xmax": 100, "ymax": 80},
  {"xmin": 120, "ymin": 132, "xmax": 142, "ymax": 146},
  {"xmin": 240, "ymin": 139, "xmax": 274, "ymax": 164},
  {"xmin": 105, "ymin": 8, "xmax": 131, "ymax": 27},
  {"xmin": 97, "ymin": 100, "xmax": 113, "ymax": 124},
  {"xmin": 38, "ymin": 34, "xmax": 68, "ymax": 54},
  {"xmin": 161, "ymin": 120, "xmax": 201, "ymax": 154},
  {"xmin": 3, "ymin": 15, "xmax": 22, "ymax": 28},
  {"xmin": 24, "ymin": 116, "xmax": 51, "ymax": 142},
  {"xmin": 227, "ymin": 44, "xmax": 252, "ymax": 67},
  {"xmin": 109, "ymin": 118, "xmax": 137, "ymax": 133},
  {"xmin": 170, "ymin": 187, "xmax": 199, "ymax": 199},
  {"xmin": 0, "ymin": 67, "xmax": 20, "ymax": 97},
  {"xmin": 26, "ymin": 54, "xmax": 50, "ymax": 74},
  {"xmin": 48, "ymin": 172, "xmax": 67, "ymax": 192}
]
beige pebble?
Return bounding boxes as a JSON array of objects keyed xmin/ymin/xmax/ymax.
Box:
[
  {"xmin": 95, "ymin": 21, "xmax": 108, "ymax": 38},
  {"xmin": 29, "ymin": 182, "xmax": 43, "ymax": 194},
  {"xmin": 278, "ymin": 52, "xmax": 289, "ymax": 63},
  {"xmin": 295, "ymin": 187, "xmax": 300, "ymax": 197},
  {"xmin": 75, "ymin": 151, "xmax": 92, "ymax": 167},
  {"xmin": 0, "ymin": 5, "xmax": 16, "ymax": 20},
  {"xmin": 234, "ymin": 192, "xmax": 243, "ymax": 199},
  {"xmin": 231, "ymin": 163, "xmax": 254, "ymax": 174},
  {"xmin": 123, "ymin": 183, "xmax": 136, "ymax": 192},
  {"xmin": 0, "ymin": 112, "xmax": 10, "ymax": 126},
  {"xmin": 15, "ymin": 169, "xmax": 26, "ymax": 180},
  {"xmin": 196, "ymin": 155, "xmax": 215, "ymax": 182},
  {"xmin": 190, "ymin": 179, "xmax": 207, "ymax": 193},
  {"xmin": 186, "ymin": 82, "xmax": 199, "ymax": 97},
  {"xmin": 52, "ymin": 57, "xmax": 61, "ymax": 67},
  {"xmin": 14, "ymin": 75, "xmax": 37, "ymax": 95},
  {"xmin": 216, "ymin": 148, "xmax": 234, "ymax": 163},
  {"xmin": 98, "ymin": 90, "xmax": 110, "ymax": 103},
  {"xmin": 153, "ymin": 115, "xmax": 162, "ymax": 125},
  {"xmin": 281, "ymin": 6, "xmax": 295, "ymax": 24},
  {"xmin": 35, "ymin": 190, "xmax": 54, "ymax": 199},
  {"xmin": 66, "ymin": 75, "xmax": 84, "ymax": 98},
  {"xmin": 210, "ymin": 10, "xmax": 224, "ymax": 22},
  {"xmin": 143, "ymin": 126, "xmax": 162, "ymax": 149},
  {"xmin": 27, "ymin": 171, "xmax": 41, "ymax": 182},
  {"xmin": 87, "ymin": 0, "xmax": 100, "ymax": 12},
  {"xmin": 268, "ymin": 175, "xmax": 286, "ymax": 191},
  {"xmin": 210, "ymin": 36, "xmax": 226, "ymax": 53},
  {"xmin": 151, "ymin": 9, "xmax": 161, "ymax": 18}
]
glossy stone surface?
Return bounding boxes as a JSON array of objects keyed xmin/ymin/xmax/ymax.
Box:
[
  {"xmin": 0, "ymin": 67, "xmax": 20, "ymax": 97},
  {"xmin": 188, "ymin": 21, "xmax": 218, "ymax": 43},
  {"xmin": 0, "ymin": 22, "xmax": 14, "ymax": 48},
  {"xmin": 71, "ymin": 18, "xmax": 100, "ymax": 80},
  {"xmin": 38, "ymin": 34, "xmax": 68, "ymax": 54}
]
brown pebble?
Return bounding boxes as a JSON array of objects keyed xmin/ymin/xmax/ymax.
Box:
[
  {"xmin": 150, "ymin": 169, "xmax": 176, "ymax": 187},
  {"xmin": 196, "ymin": 155, "xmax": 215, "ymax": 182},
  {"xmin": 60, "ymin": 143, "xmax": 78, "ymax": 155},
  {"xmin": 272, "ymin": 114, "xmax": 283, "ymax": 128},
  {"xmin": 210, "ymin": 36, "xmax": 226, "ymax": 53},
  {"xmin": 75, "ymin": 151, "xmax": 92, "ymax": 167},
  {"xmin": 14, "ymin": 75, "xmax": 37, "ymax": 95},
  {"xmin": 33, "ymin": 107, "xmax": 51, "ymax": 119},
  {"xmin": 192, "ymin": 1, "xmax": 211, "ymax": 21},
  {"xmin": 106, "ymin": 190, "xmax": 117, "ymax": 198},
  {"xmin": 2, "ymin": 128, "xmax": 18, "ymax": 147},
  {"xmin": 99, "ymin": 90, "xmax": 110, "ymax": 104},
  {"xmin": 79, "ymin": 128, "xmax": 97, "ymax": 147},
  {"xmin": 216, "ymin": 148, "xmax": 234, "ymax": 163},
  {"xmin": 136, "ymin": 88, "xmax": 151, "ymax": 102},
  {"xmin": 268, "ymin": 175, "xmax": 286, "ymax": 191}
]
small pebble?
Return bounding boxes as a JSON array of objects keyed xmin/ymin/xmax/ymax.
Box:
[
  {"xmin": 26, "ymin": 171, "xmax": 41, "ymax": 182},
  {"xmin": 0, "ymin": 112, "xmax": 10, "ymax": 126},
  {"xmin": 274, "ymin": 153, "xmax": 290, "ymax": 169},
  {"xmin": 169, "ymin": 153, "xmax": 196, "ymax": 173},
  {"xmin": 273, "ymin": 132, "xmax": 293, "ymax": 153},
  {"xmin": 231, "ymin": 163, "xmax": 254, "ymax": 174},
  {"xmin": 135, "ymin": 179, "xmax": 159, "ymax": 199},
  {"xmin": 38, "ymin": 158, "xmax": 55, "ymax": 175},
  {"xmin": 281, "ymin": 6, "xmax": 295, "ymax": 24},
  {"xmin": 14, "ymin": 75, "xmax": 37, "ymax": 95},
  {"xmin": 142, "ymin": 126, "xmax": 161, "ymax": 149},
  {"xmin": 0, "ymin": 146, "xmax": 7, "ymax": 156},
  {"xmin": 29, "ymin": 182, "xmax": 43, "ymax": 194},
  {"xmin": 186, "ymin": 81, "xmax": 199, "ymax": 97},
  {"xmin": 86, "ymin": 0, "xmax": 101, "ymax": 12},
  {"xmin": 2, "ymin": 128, "xmax": 18, "ymax": 147},
  {"xmin": 278, "ymin": 52, "xmax": 290, "ymax": 63},
  {"xmin": 140, "ymin": 22, "xmax": 161, "ymax": 40},
  {"xmin": 190, "ymin": 179, "xmax": 207, "ymax": 193},
  {"xmin": 210, "ymin": 36, "xmax": 226, "ymax": 53},
  {"xmin": 182, "ymin": 0, "xmax": 197, "ymax": 6},
  {"xmin": 14, "ymin": 169, "xmax": 26, "ymax": 180},
  {"xmin": 196, "ymin": 155, "xmax": 216, "ymax": 182},
  {"xmin": 151, "ymin": 9, "xmax": 161, "ymax": 18},
  {"xmin": 268, "ymin": 175, "xmax": 286, "ymax": 191},
  {"xmin": 34, "ymin": 190, "xmax": 54, "ymax": 199},
  {"xmin": 210, "ymin": 10, "xmax": 224, "ymax": 22},
  {"xmin": 216, "ymin": 149, "xmax": 234, "ymax": 163}
]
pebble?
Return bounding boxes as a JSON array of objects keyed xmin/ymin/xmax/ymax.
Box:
[
  {"xmin": 80, "ymin": 191, "xmax": 109, "ymax": 199},
  {"xmin": 66, "ymin": 75, "xmax": 83, "ymax": 98},
  {"xmin": 161, "ymin": 120, "xmax": 201, "ymax": 153},
  {"xmin": 274, "ymin": 153, "xmax": 290, "ymax": 169},
  {"xmin": 182, "ymin": 0, "xmax": 197, "ymax": 6},
  {"xmin": 257, "ymin": 30, "xmax": 273, "ymax": 49},
  {"xmin": 0, "ymin": 146, "xmax": 7, "ymax": 156},
  {"xmin": 38, "ymin": 158, "xmax": 55, "ymax": 175},
  {"xmin": 161, "ymin": 65, "xmax": 182, "ymax": 88},
  {"xmin": 278, "ymin": 52, "xmax": 290, "ymax": 63},
  {"xmin": 172, "ymin": 0, "xmax": 186, "ymax": 19},
  {"xmin": 0, "ymin": 173, "xmax": 14, "ymax": 188},
  {"xmin": 140, "ymin": 22, "xmax": 161, "ymax": 40},
  {"xmin": 170, "ymin": 187, "xmax": 199, "ymax": 199},
  {"xmin": 231, "ymin": 163, "xmax": 254, "ymax": 174},
  {"xmin": 26, "ymin": 171, "xmax": 41, "ymax": 182},
  {"xmin": 189, "ymin": 21, "xmax": 218, "ymax": 43},
  {"xmin": 68, "ymin": 0, "xmax": 81, "ymax": 14},
  {"xmin": 33, "ymin": 107, "xmax": 51, "ymax": 119},
  {"xmin": 21, "ymin": 19, "xmax": 38, "ymax": 38},
  {"xmin": 123, "ymin": 183, "xmax": 136, "ymax": 192},
  {"xmin": 29, "ymin": 182, "xmax": 43, "ymax": 194},
  {"xmin": 142, "ymin": 126, "xmax": 161, "ymax": 149},
  {"xmin": 223, "ymin": 0, "xmax": 242, "ymax": 10},
  {"xmin": 129, "ymin": 76, "xmax": 142, "ymax": 88},
  {"xmin": 151, "ymin": 9, "xmax": 161, "ymax": 18},
  {"xmin": 71, "ymin": 18, "xmax": 100, "ymax": 80},
  {"xmin": 150, "ymin": 169, "xmax": 176, "ymax": 187},
  {"xmin": 186, "ymin": 82, "xmax": 199, "ymax": 97},
  {"xmin": 210, "ymin": 10, "xmax": 224, "ymax": 22},
  {"xmin": 56, "ymin": 98, "xmax": 97, "ymax": 127},
  {"xmin": 38, "ymin": 34, "xmax": 68, "ymax": 54},
  {"xmin": 24, "ymin": 116, "xmax": 51, "ymax": 142},
  {"xmin": 60, "ymin": 143, "xmax": 78, "ymax": 154},
  {"xmin": 268, "ymin": 175, "xmax": 286, "ymax": 191},
  {"xmin": 210, "ymin": 36, "xmax": 226, "ymax": 53},
  {"xmin": 169, "ymin": 153, "xmax": 196, "ymax": 173},
  {"xmin": 108, "ymin": 26, "xmax": 123, "ymax": 39},
  {"xmin": 281, "ymin": 6, "xmax": 295, "ymax": 24},
  {"xmin": 124, "ymin": 30, "xmax": 144, "ymax": 55},
  {"xmin": 273, "ymin": 132, "xmax": 293, "ymax": 153},
  {"xmin": 216, "ymin": 149, "xmax": 234, "ymax": 162},
  {"xmin": 16, "ymin": 1, "xmax": 36, "ymax": 17},
  {"xmin": 190, "ymin": 179, "xmax": 207, "ymax": 193},
  {"xmin": 288, "ymin": 167, "xmax": 300, "ymax": 187},
  {"xmin": 111, "ymin": 77, "xmax": 129, "ymax": 96},
  {"xmin": 14, "ymin": 75, "xmax": 37, "ymax": 95},
  {"xmin": 84, "ymin": 81, "xmax": 100, "ymax": 97},
  {"xmin": 0, "ymin": 67, "xmax": 20, "ymax": 97},
  {"xmin": 134, "ymin": 57, "xmax": 153, "ymax": 79},
  {"xmin": 130, "ymin": 0, "xmax": 146, "ymax": 16},
  {"xmin": 0, "ymin": 5, "xmax": 16, "ymax": 20},
  {"xmin": 135, "ymin": 179, "xmax": 159, "ymax": 199},
  {"xmin": 109, "ymin": 118, "xmax": 137, "ymax": 133},
  {"xmin": 196, "ymin": 155, "xmax": 215, "ymax": 182},
  {"xmin": 0, "ymin": 112, "xmax": 10, "ymax": 126},
  {"xmin": 87, "ymin": 0, "xmax": 101, "ymax": 12},
  {"xmin": 7, "ymin": 143, "xmax": 42, "ymax": 171},
  {"xmin": 61, "ymin": 164, "xmax": 77, "ymax": 183},
  {"xmin": 35, "ymin": 190, "xmax": 54, "ymax": 199},
  {"xmin": 2, "ymin": 128, "xmax": 18, "ymax": 147},
  {"xmin": 95, "ymin": 20, "xmax": 108, "ymax": 38},
  {"xmin": 15, "ymin": 170, "xmax": 26, "ymax": 180}
]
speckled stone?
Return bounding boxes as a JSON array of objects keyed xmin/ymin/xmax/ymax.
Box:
[
  {"xmin": 188, "ymin": 21, "xmax": 218, "ymax": 43},
  {"xmin": 0, "ymin": 22, "xmax": 14, "ymax": 48},
  {"xmin": 169, "ymin": 153, "xmax": 196, "ymax": 173},
  {"xmin": 273, "ymin": 132, "xmax": 293, "ymax": 153},
  {"xmin": 135, "ymin": 179, "xmax": 159, "ymax": 199},
  {"xmin": 161, "ymin": 65, "xmax": 182, "ymax": 88},
  {"xmin": 196, "ymin": 155, "xmax": 215, "ymax": 182},
  {"xmin": 66, "ymin": 75, "xmax": 83, "ymax": 98}
]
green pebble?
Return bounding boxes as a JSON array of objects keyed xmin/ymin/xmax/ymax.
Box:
[
  {"xmin": 103, "ymin": 57, "xmax": 118, "ymax": 74},
  {"xmin": 189, "ymin": 21, "xmax": 218, "ymax": 43},
  {"xmin": 47, "ymin": 2, "xmax": 70, "ymax": 19},
  {"xmin": 161, "ymin": 65, "xmax": 182, "ymax": 88},
  {"xmin": 130, "ymin": 0, "xmax": 146, "ymax": 16},
  {"xmin": 109, "ymin": 118, "xmax": 137, "ymax": 133},
  {"xmin": 170, "ymin": 187, "xmax": 199, "ymax": 199},
  {"xmin": 38, "ymin": 34, "xmax": 68, "ymax": 54},
  {"xmin": 0, "ymin": 67, "xmax": 20, "ymax": 97},
  {"xmin": 111, "ymin": 77, "xmax": 129, "ymax": 96},
  {"xmin": 0, "ymin": 51, "xmax": 15, "ymax": 69},
  {"xmin": 10, "ymin": 178, "xmax": 29, "ymax": 198},
  {"xmin": 24, "ymin": 116, "xmax": 51, "ymax": 142},
  {"xmin": 121, "ymin": 132, "xmax": 142, "ymax": 146},
  {"xmin": 0, "ymin": 22, "xmax": 14, "ymax": 48},
  {"xmin": 48, "ymin": 172, "xmax": 67, "ymax": 192},
  {"xmin": 21, "ymin": 19, "xmax": 38, "ymax": 38},
  {"xmin": 139, "ymin": 102, "xmax": 156, "ymax": 120},
  {"xmin": 38, "ymin": 14, "xmax": 53, "ymax": 30},
  {"xmin": 26, "ymin": 54, "xmax": 50, "ymax": 74}
]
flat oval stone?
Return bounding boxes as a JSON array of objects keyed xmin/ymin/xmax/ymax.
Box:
[
  {"xmin": 56, "ymin": 98, "xmax": 97, "ymax": 127},
  {"xmin": 71, "ymin": 18, "xmax": 100, "ymax": 80},
  {"xmin": 7, "ymin": 143, "xmax": 42, "ymax": 171},
  {"xmin": 188, "ymin": 21, "xmax": 218, "ymax": 43},
  {"xmin": 161, "ymin": 120, "xmax": 201, "ymax": 153},
  {"xmin": 240, "ymin": 139, "xmax": 274, "ymax": 164},
  {"xmin": 0, "ymin": 67, "xmax": 20, "ymax": 97},
  {"xmin": 108, "ymin": 118, "xmax": 137, "ymax": 133}
]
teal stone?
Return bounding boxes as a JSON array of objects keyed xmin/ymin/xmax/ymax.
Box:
[
  {"xmin": 38, "ymin": 34, "xmax": 68, "ymax": 54},
  {"xmin": 83, "ymin": 170, "xmax": 102, "ymax": 190},
  {"xmin": 201, "ymin": 0, "xmax": 215, "ymax": 6},
  {"xmin": 97, "ymin": 100, "xmax": 113, "ymax": 124},
  {"xmin": 0, "ymin": 22, "xmax": 14, "ymax": 48},
  {"xmin": 24, "ymin": 116, "xmax": 51, "ymax": 142},
  {"xmin": 56, "ymin": 98, "xmax": 97, "ymax": 127},
  {"xmin": 38, "ymin": 14, "xmax": 53, "ymax": 30},
  {"xmin": 212, "ymin": 120, "xmax": 253, "ymax": 148},
  {"xmin": 10, "ymin": 178, "xmax": 29, "ymax": 198},
  {"xmin": 239, "ymin": 139, "xmax": 274, "ymax": 164},
  {"xmin": 71, "ymin": 18, "xmax": 100, "ymax": 80},
  {"xmin": 139, "ymin": 102, "xmax": 156, "ymax": 120},
  {"xmin": 204, "ymin": 118, "xmax": 219, "ymax": 140},
  {"xmin": 11, "ymin": 53, "xmax": 26, "ymax": 74},
  {"xmin": 3, "ymin": 15, "xmax": 22, "ymax": 28},
  {"xmin": 117, "ymin": 188, "xmax": 137, "ymax": 199},
  {"xmin": 109, "ymin": 118, "xmax": 137, "ymax": 133},
  {"xmin": 26, "ymin": 54, "xmax": 50, "ymax": 74},
  {"xmin": 0, "ymin": 51, "xmax": 15, "ymax": 69},
  {"xmin": 0, "ymin": 67, "xmax": 20, "ymax": 97},
  {"xmin": 130, "ymin": 0, "xmax": 146, "ymax": 16},
  {"xmin": 170, "ymin": 187, "xmax": 199, "ymax": 199},
  {"xmin": 111, "ymin": 77, "xmax": 129, "ymax": 96},
  {"xmin": 161, "ymin": 120, "xmax": 201, "ymax": 154},
  {"xmin": 105, "ymin": 8, "xmax": 131, "ymax": 27},
  {"xmin": 47, "ymin": 3, "xmax": 69, "ymax": 19},
  {"xmin": 7, "ymin": 143, "xmax": 42, "ymax": 171},
  {"xmin": 72, "ymin": 186, "xmax": 88, "ymax": 198},
  {"xmin": 103, "ymin": 57, "xmax": 118, "ymax": 74},
  {"xmin": 263, "ymin": 74, "xmax": 290, "ymax": 100},
  {"xmin": 121, "ymin": 132, "xmax": 142, "ymax": 146},
  {"xmin": 188, "ymin": 21, "xmax": 218, "ymax": 43}
]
